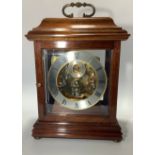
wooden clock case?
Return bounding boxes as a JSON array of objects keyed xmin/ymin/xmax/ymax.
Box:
[{"xmin": 26, "ymin": 17, "xmax": 130, "ymax": 141}]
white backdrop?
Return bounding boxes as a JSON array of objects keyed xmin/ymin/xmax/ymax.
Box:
[
  {"xmin": 23, "ymin": 0, "xmax": 132, "ymax": 87},
  {"xmin": 23, "ymin": 0, "xmax": 133, "ymax": 155}
]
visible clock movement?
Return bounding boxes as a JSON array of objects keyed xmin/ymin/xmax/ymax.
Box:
[
  {"xmin": 26, "ymin": 2, "xmax": 130, "ymax": 141},
  {"xmin": 48, "ymin": 51, "xmax": 107, "ymax": 110}
]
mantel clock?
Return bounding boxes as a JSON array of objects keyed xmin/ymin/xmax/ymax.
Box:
[{"xmin": 26, "ymin": 2, "xmax": 130, "ymax": 141}]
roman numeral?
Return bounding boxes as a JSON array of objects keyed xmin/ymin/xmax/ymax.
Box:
[
  {"xmin": 95, "ymin": 91, "xmax": 102, "ymax": 97},
  {"xmin": 75, "ymin": 103, "xmax": 79, "ymax": 109},
  {"xmin": 62, "ymin": 99, "xmax": 67, "ymax": 105},
  {"xmin": 51, "ymin": 88, "xmax": 58, "ymax": 96},
  {"xmin": 88, "ymin": 100, "xmax": 92, "ymax": 105},
  {"xmin": 52, "ymin": 67, "xmax": 59, "ymax": 71},
  {"xmin": 75, "ymin": 53, "xmax": 80, "ymax": 59},
  {"xmin": 59, "ymin": 58, "xmax": 66, "ymax": 64},
  {"xmin": 99, "ymin": 80, "xmax": 105, "ymax": 84},
  {"xmin": 96, "ymin": 66, "xmax": 102, "ymax": 71}
]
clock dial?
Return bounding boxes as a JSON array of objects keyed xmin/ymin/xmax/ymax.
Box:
[{"xmin": 48, "ymin": 51, "xmax": 107, "ymax": 110}]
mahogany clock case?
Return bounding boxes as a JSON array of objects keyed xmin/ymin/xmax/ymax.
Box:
[{"xmin": 26, "ymin": 17, "xmax": 130, "ymax": 141}]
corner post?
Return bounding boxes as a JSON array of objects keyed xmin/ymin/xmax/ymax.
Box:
[{"xmin": 105, "ymin": 41, "xmax": 121, "ymax": 120}]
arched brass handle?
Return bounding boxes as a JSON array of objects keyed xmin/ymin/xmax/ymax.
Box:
[{"xmin": 62, "ymin": 2, "xmax": 96, "ymax": 18}]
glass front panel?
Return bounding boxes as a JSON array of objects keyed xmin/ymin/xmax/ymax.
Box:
[{"xmin": 42, "ymin": 49, "xmax": 109, "ymax": 116}]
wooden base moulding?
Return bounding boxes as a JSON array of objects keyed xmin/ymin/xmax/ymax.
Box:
[{"xmin": 32, "ymin": 120, "xmax": 122, "ymax": 141}]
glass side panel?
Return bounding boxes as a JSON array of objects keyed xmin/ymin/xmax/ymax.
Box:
[{"xmin": 42, "ymin": 49, "xmax": 109, "ymax": 115}]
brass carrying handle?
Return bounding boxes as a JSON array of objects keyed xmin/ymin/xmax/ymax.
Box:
[{"xmin": 62, "ymin": 2, "xmax": 96, "ymax": 18}]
